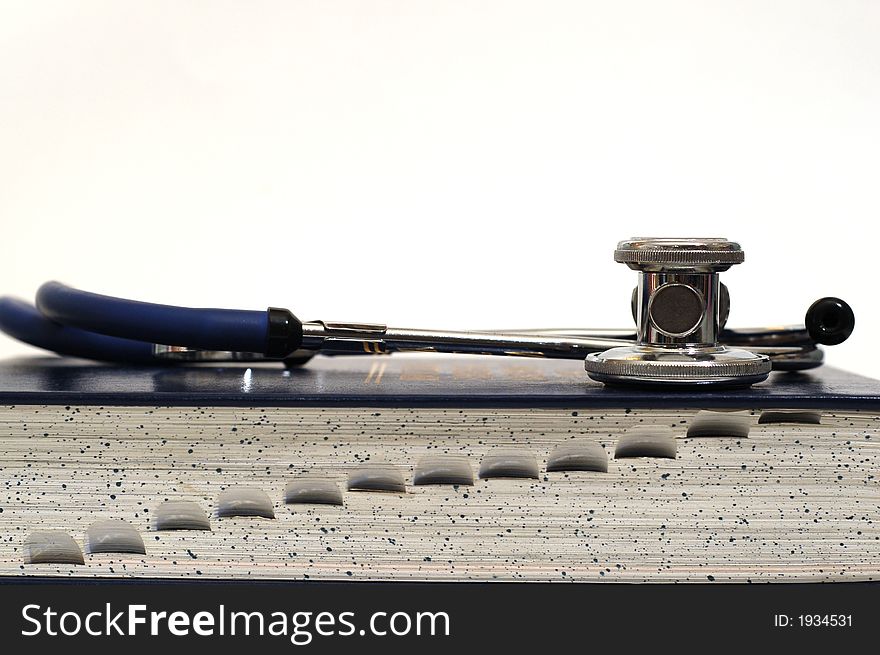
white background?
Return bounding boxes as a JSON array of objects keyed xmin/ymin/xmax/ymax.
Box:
[{"xmin": 0, "ymin": 1, "xmax": 877, "ymax": 376}]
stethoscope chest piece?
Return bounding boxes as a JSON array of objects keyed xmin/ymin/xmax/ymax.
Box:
[{"xmin": 584, "ymin": 238, "xmax": 772, "ymax": 387}]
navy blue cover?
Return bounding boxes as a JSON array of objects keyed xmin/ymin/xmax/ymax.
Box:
[{"xmin": 0, "ymin": 355, "xmax": 878, "ymax": 410}]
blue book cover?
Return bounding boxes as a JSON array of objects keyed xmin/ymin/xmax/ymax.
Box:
[{"xmin": 0, "ymin": 355, "xmax": 878, "ymax": 409}]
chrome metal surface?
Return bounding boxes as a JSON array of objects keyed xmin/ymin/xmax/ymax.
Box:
[
  {"xmin": 637, "ymin": 272, "xmax": 717, "ymax": 345},
  {"xmin": 152, "ymin": 344, "xmax": 268, "ymax": 362},
  {"xmin": 587, "ymin": 237, "xmax": 770, "ymax": 386},
  {"xmin": 614, "ymin": 237, "xmax": 744, "ymax": 270},
  {"xmin": 154, "ymin": 327, "xmax": 809, "ymax": 367},
  {"xmin": 584, "ymin": 345, "xmax": 771, "ymax": 387},
  {"xmin": 301, "ymin": 321, "xmax": 630, "ymax": 359}
]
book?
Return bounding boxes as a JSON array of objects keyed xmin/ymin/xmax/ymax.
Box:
[{"xmin": 1, "ymin": 354, "xmax": 878, "ymax": 583}]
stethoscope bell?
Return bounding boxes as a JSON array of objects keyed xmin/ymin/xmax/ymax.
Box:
[{"xmin": 584, "ymin": 238, "xmax": 772, "ymax": 387}]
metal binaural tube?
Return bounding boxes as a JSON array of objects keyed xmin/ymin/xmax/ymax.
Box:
[{"xmin": 300, "ymin": 321, "xmax": 631, "ymax": 359}]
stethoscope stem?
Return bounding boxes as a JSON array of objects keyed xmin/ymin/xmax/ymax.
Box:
[
  {"xmin": 300, "ymin": 321, "xmax": 631, "ymax": 359},
  {"xmin": 153, "ymin": 322, "xmax": 808, "ymax": 363}
]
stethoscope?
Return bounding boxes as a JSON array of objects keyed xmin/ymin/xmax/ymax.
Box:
[{"xmin": 0, "ymin": 238, "xmax": 854, "ymax": 388}]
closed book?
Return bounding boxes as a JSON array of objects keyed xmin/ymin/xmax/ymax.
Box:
[{"xmin": 1, "ymin": 355, "xmax": 878, "ymax": 583}]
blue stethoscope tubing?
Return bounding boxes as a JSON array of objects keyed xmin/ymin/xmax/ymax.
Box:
[
  {"xmin": 0, "ymin": 296, "xmax": 158, "ymax": 364},
  {"xmin": 0, "ymin": 281, "xmax": 303, "ymax": 364}
]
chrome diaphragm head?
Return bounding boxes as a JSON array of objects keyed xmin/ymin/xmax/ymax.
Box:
[{"xmin": 584, "ymin": 238, "xmax": 771, "ymax": 387}]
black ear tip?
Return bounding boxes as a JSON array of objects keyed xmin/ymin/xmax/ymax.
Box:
[{"xmin": 805, "ymin": 297, "xmax": 854, "ymax": 346}]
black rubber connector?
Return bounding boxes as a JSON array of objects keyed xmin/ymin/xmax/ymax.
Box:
[
  {"xmin": 805, "ymin": 297, "xmax": 854, "ymax": 346},
  {"xmin": 266, "ymin": 307, "xmax": 304, "ymax": 357}
]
